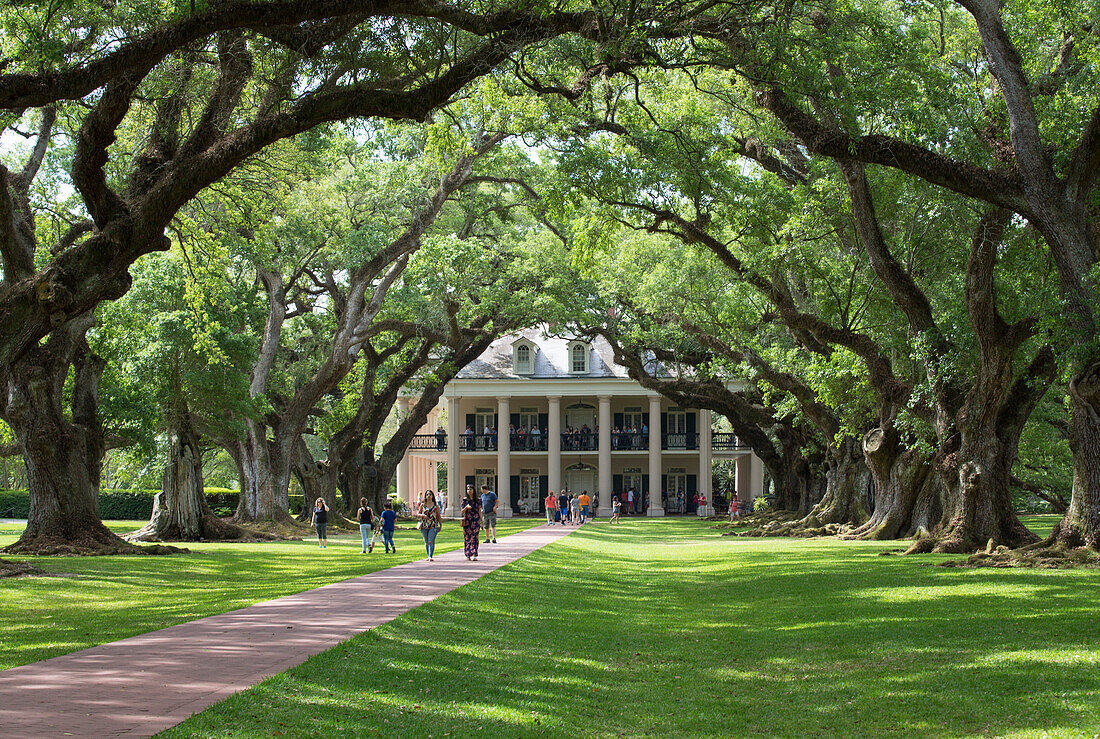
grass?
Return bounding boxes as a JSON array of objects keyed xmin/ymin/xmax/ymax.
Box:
[
  {"xmin": 0, "ymin": 517, "xmax": 542, "ymax": 669},
  {"xmin": 158, "ymin": 514, "xmax": 1100, "ymax": 739}
]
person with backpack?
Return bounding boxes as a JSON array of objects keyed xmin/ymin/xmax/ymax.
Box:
[{"xmin": 545, "ymin": 490, "xmax": 558, "ymax": 525}]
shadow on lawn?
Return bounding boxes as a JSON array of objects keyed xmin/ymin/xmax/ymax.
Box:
[{"xmin": 163, "ymin": 519, "xmax": 1100, "ymax": 738}]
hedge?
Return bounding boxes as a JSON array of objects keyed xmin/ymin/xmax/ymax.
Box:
[{"xmin": 0, "ymin": 489, "xmax": 243, "ymax": 520}]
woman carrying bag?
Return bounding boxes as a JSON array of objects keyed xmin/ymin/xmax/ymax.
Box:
[{"xmin": 417, "ymin": 489, "xmax": 443, "ymax": 561}]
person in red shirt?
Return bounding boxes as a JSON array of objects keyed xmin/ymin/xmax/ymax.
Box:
[{"xmin": 545, "ymin": 491, "xmax": 558, "ymax": 525}]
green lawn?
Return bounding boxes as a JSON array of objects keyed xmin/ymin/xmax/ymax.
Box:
[
  {"xmin": 0, "ymin": 518, "xmax": 542, "ymax": 669},
  {"xmin": 159, "ymin": 515, "xmax": 1100, "ymax": 739}
]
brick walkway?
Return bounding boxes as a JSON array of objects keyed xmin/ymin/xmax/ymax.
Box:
[{"xmin": 0, "ymin": 523, "xmax": 574, "ymax": 738}]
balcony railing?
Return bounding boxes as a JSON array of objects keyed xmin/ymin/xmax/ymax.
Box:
[
  {"xmin": 662, "ymin": 432, "xmax": 699, "ymax": 450},
  {"xmin": 560, "ymin": 431, "xmax": 598, "ymax": 451},
  {"xmin": 711, "ymin": 433, "xmax": 746, "ymax": 451},
  {"xmin": 611, "ymin": 432, "xmax": 649, "ymax": 451},
  {"xmin": 409, "ymin": 433, "xmax": 448, "ymax": 451},
  {"xmin": 427, "ymin": 430, "xmax": 743, "ymax": 453},
  {"xmin": 509, "ymin": 432, "xmax": 548, "ymax": 451}
]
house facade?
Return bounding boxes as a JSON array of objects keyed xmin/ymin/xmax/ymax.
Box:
[{"xmin": 396, "ymin": 328, "xmax": 764, "ymax": 518}]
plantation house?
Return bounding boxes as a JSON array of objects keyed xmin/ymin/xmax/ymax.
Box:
[{"xmin": 396, "ymin": 328, "xmax": 764, "ymax": 517}]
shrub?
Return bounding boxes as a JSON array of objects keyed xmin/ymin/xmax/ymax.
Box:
[
  {"xmin": 753, "ymin": 497, "xmax": 772, "ymax": 514},
  {"xmin": 0, "ymin": 488, "xmax": 244, "ymax": 520}
]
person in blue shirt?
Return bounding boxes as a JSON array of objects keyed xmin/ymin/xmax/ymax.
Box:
[
  {"xmin": 380, "ymin": 500, "xmax": 397, "ymax": 554},
  {"xmin": 480, "ymin": 484, "xmax": 498, "ymax": 543}
]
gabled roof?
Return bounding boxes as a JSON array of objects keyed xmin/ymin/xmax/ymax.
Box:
[{"xmin": 456, "ymin": 325, "xmax": 630, "ymax": 379}]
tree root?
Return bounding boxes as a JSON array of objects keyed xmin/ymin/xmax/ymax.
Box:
[
  {"xmin": 730, "ymin": 513, "xmax": 854, "ymax": 538},
  {"xmin": 0, "ymin": 559, "xmax": 48, "ymax": 578},
  {"xmin": 229, "ymin": 517, "xmax": 310, "ymax": 540},
  {"xmin": 938, "ymin": 536, "xmax": 1100, "ymax": 569},
  {"xmin": 126, "ymin": 514, "xmax": 282, "ymax": 543},
  {"xmin": 2, "ymin": 537, "xmax": 185, "ymax": 556}
]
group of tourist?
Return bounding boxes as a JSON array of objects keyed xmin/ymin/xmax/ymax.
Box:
[
  {"xmin": 610, "ymin": 425, "xmax": 648, "ymax": 450},
  {"xmin": 309, "ymin": 497, "xmax": 399, "ymax": 554},
  {"xmin": 543, "ymin": 490, "xmax": 592, "ymax": 525}
]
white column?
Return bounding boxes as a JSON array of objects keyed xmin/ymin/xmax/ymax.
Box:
[
  {"xmin": 699, "ymin": 409, "xmax": 713, "ymax": 516},
  {"xmin": 497, "ymin": 396, "xmax": 512, "ymax": 517},
  {"xmin": 736, "ymin": 454, "xmax": 751, "ymax": 504},
  {"xmin": 396, "ymin": 396, "xmax": 411, "ymax": 509},
  {"xmin": 598, "ymin": 395, "xmax": 611, "ymax": 511},
  {"xmin": 548, "ymin": 396, "xmax": 562, "ymax": 497},
  {"xmin": 751, "ymin": 453, "xmax": 765, "ymax": 503},
  {"xmin": 447, "ymin": 395, "xmax": 461, "ymax": 516},
  {"xmin": 648, "ymin": 395, "xmax": 664, "ymax": 516}
]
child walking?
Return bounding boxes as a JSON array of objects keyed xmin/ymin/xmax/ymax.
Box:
[{"xmin": 380, "ymin": 500, "xmax": 397, "ymax": 553}]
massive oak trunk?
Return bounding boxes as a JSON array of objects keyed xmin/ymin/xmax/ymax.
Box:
[
  {"xmin": 849, "ymin": 424, "xmax": 938, "ymax": 540},
  {"xmin": 803, "ymin": 438, "xmax": 868, "ymax": 528},
  {"xmin": 922, "ymin": 351, "xmax": 1055, "ymax": 553},
  {"xmin": 1053, "ymin": 364, "xmax": 1100, "ymax": 548},
  {"xmin": 234, "ymin": 417, "xmax": 294, "ymax": 524},
  {"xmin": 128, "ymin": 413, "xmax": 246, "ymax": 542},
  {"xmin": 2, "ymin": 320, "xmax": 136, "ymax": 554}
]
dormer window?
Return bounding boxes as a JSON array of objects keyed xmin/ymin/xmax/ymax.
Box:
[
  {"xmin": 569, "ymin": 341, "xmax": 589, "ymax": 374},
  {"xmin": 516, "ymin": 344, "xmax": 531, "ymax": 373},
  {"xmin": 512, "ymin": 339, "xmax": 535, "ymax": 375}
]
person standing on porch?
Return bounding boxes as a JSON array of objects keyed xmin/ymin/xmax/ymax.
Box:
[
  {"xmin": 545, "ymin": 491, "xmax": 558, "ymax": 525},
  {"xmin": 626, "ymin": 488, "xmax": 635, "ymax": 515},
  {"xmin": 480, "ymin": 484, "xmax": 498, "ymax": 543},
  {"xmin": 461, "ymin": 485, "xmax": 481, "ymax": 561}
]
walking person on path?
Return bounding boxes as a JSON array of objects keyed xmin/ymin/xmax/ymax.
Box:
[
  {"xmin": 610, "ymin": 496, "xmax": 621, "ymax": 524},
  {"xmin": 357, "ymin": 498, "xmax": 375, "ymax": 553},
  {"xmin": 461, "ymin": 485, "xmax": 481, "ymax": 561},
  {"xmin": 545, "ymin": 491, "xmax": 558, "ymax": 525},
  {"xmin": 480, "ymin": 484, "xmax": 498, "ymax": 543},
  {"xmin": 578, "ymin": 491, "xmax": 591, "ymax": 524},
  {"xmin": 730, "ymin": 492, "xmax": 741, "ymax": 523},
  {"xmin": 310, "ymin": 498, "xmax": 329, "ymax": 548},
  {"xmin": 380, "ymin": 501, "xmax": 397, "ymax": 553},
  {"xmin": 570, "ymin": 493, "xmax": 580, "ymax": 526},
  {"xmin": 557, "ymin": 490, "xmax": 569, "ymax": 525},
  {"xmin": 417, "ymin": 490, "xmax": 442, "ymax": 561}
]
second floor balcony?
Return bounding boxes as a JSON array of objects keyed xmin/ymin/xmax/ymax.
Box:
[{"xmin": 409, "ymin": 431, "xmax": 746, "ymax": 453}]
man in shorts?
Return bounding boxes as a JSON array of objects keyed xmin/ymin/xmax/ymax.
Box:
[
  {"xmin": 480, "ymin": 484, "xmax": 498, "ymax": 543},
  {"xmin": 578, "ymin": 490, "xmax": 590, "ymax": 524}
]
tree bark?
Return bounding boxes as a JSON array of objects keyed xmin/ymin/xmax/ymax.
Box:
[
  {"xmin": 1052, "ymin": 364, "xmax": 1100, "ymax": 548},
  {"xmin": 128, "ymin": 412, "xmax": 248, "ymax": 542},
  {"xmin": 849, "ymin": 423, "xmax": 938, "ymax": 540},
  {"xmin": 2, "ymin": 318, "xmax": 137, "ymax": 554},
  {"xmin": 802, "ymin": 438, "xmax": 869, "ymax": 528}
]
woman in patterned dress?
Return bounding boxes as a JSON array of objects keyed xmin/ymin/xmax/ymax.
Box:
[{"xmin": 461, "ymin": 484, "xmax": 481, "ymax": 561}]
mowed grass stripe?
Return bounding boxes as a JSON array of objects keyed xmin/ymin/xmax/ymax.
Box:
[{"xmin": 160, "ymin": 516, "xmax": 1100, "ymax": 738}]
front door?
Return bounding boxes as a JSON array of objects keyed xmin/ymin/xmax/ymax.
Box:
[
  {"xmin": 518, "ymin": 470, "xmax": 540, "ymax": 514},
  {"xmin": 566, "ymin": 470, "xmax": 595, "ymax": 496},
  {"xmin": 667, "ymin": 471, "xmax": 687, "ymax": 513},
  {"xmin": 475, "ymin": 469, "xmax": 496, "ymax": 495}
]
